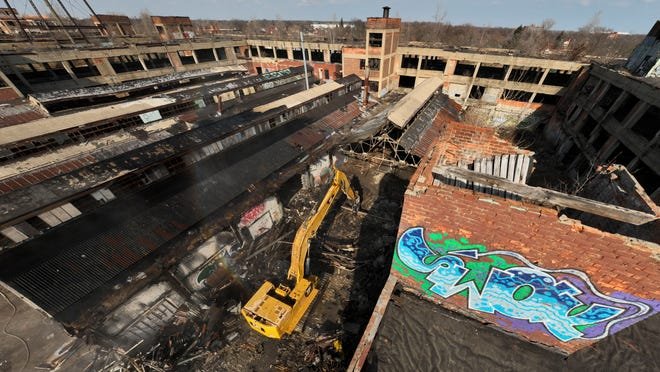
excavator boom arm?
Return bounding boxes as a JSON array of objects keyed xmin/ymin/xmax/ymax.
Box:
[{"xmin": 287, "ymin": 168, "xmax": 357, "ymax": 283}]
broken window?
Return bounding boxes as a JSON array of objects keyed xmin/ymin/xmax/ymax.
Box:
[
  {"xmin": 605, "ymin": 141, "xmax": 636, "ymax": 167},
  {"xmin": 532, "ymin": 93, "xmax": 560, "ymax": 105},
  {"xmin": 630, "ymin": 105, "xmax": 660, "ymax": 141},
  {"xmin": 177, "ymin": 51, "xmax": 196, "ymax": 65},
  {"xmin": 420, "ymin": 56, "xmax": 445, "ymax": 71},
  {"xmin": 508, "ymin": 67, "xmax": 543, "ymax": 84},
  {"xmin": 469, "ymin": 85, "xmax": 485, "ymax": 99},
  {"xmin": 250, "ymin": 46, "xmax": 259, "ymax": 57},
  {"xmin": 195, "ymin": 48, "xmax": 215, "ymax": 63},
  {"xmin": 613, "ymin": 93, "xmax": 638, "ymax": 122},
  {"xmin": 400, "ymin": 55, "xmax": 419, "ymax": 69},
  {"xmin": 310, "ymin": 49, "xmax": 324, "ymax": 62},
  {"xmin": 143, "ymin": 53, "xmax": 171, "ymax": 69},
  {"xmin": 368, "ymin": 32, "xmax": 383, "ymax": 47},
  {"xmin": 399, "ymin": 75, "xmax": 416, "ymax": 88},
  {"xmin": 69, "ymin": 59, "xmax": 100, "ymax": 78},
  {"xmin": 579, "ymin": 115, "xmax": 599, "ymax": 138},
  {"xmin": 502, "ymin": 89, "xmax": 532, "ymax": 102},
  {"xmin": 275, "ymin": 48, "xmax": 288, "ymax": 59},
  {"xmin": 476, "ymin": 64, "xmax": 506, "ymax": 80},
  {"xmin": 542, "ymin": 69, "xmax": 573, "ymax": 87},
  {"xmin": 216, "ymin": 47, "xmax": 228, "ymax": 60},
  {"xmin": 590, "ymin": 128, "xmax": 611, "ymax": 151},
  {"xmin": 292, "ymin": 48, "xmax": 308, "ymax": 61},
  {"xmin": 330, "ymin": 51, "xmax": 342, "ymax": 63},
  {"xmin": 454, "ymin": 62, "xmax": 475, "ymax": 77},
  {"xmin": 598, "ymin": 85, "xmax": 622, "ymax": 111},
  {"xmin": 259, "ymin": 46, "xmax": 274, "ymax": 58},
  {"xmin": 368, "ymin": 58, "xmax": 380, "ymax": 71}
]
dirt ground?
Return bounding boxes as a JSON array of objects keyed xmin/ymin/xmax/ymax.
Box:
[
  {"xmin": 189, "ymin": 157, "xmax": 411, "ymax": 371},
  {"xmin": 69, "ymin": 156, "xmax": 412, "ymax": 372}
]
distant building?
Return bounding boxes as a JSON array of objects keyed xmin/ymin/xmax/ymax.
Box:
[
  {"xmin": 92, "ymin": 14, "xmax": 136, "ymax": 37},
  {"xmin": 151, "ymin": 16, "xmax": 195, "ymax": 41}
]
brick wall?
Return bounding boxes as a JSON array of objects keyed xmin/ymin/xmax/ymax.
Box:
[
  {"xmin": 0, "ymin": 87, "xmax": 20, "ymax": 102},
  {"xmin": 392, "ymin": 112, "xmax": 659, "ymax": 354}
]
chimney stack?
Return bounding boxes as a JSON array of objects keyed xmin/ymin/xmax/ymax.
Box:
[{"xmin": 382, "ymin": 6, "xmax": 390, "ymax": 18}]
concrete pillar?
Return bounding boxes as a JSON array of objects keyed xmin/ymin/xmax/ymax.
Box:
[
  {"xmin": 138, "ymin": 54, "xmax": 149, "ymax": 71},
  {"xmin": 416, "ymin": 55, "xmax": 422, "ymax": 76},
  {"xmin": 444, "ymin": 59, "xmax": 457, "ymax": 76},
  {"xmin": 272, "ymin": 47, "xmax": 277, "ymax": 60},
  {"xmin": 167, "ymin": 51, "xmax": 184, "ymax": 71},
  {"xmin": 212, "ymin": 47, "xmax": 219, "ymax": 61},
  {"xmin": 503, "ymin": 65, "xmax": 513, "ymax": 82},
  {"xmin": 286, "ymin": 46, "xmax": 294, "ymax": 60},
  {"xmin": 92, "ymin": 57, "xmax": 117, "ymax": 77},
  {"xmin": 537, "ymin": 68, "xmax": 551, "ymax": 86},
  {"xmin": 323, "ymin": 49, "xmax": 330, "ymax": 63},
  {"xmin": 61, "ymin": 60, "xmax": 79, "ymax": 82},
  {"xmin": 192, "ymin": 50, "xmax": 200, "ymax": 64}
]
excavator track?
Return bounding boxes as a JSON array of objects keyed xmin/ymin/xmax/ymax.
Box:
[{"xmin": 296, "ymin": 272, "xmax": 331, "ymax": 334}]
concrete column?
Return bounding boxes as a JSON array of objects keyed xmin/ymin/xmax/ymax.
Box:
[
  {"xmin": 212, "ymin": 47, "xmax": 219, "ymax": 61},
  {"xmin": 192, "ymin": 50, "xmax": 200, "ymax": 64},
  {"xmin": 138, "ymin": 54, "xmax": 149, "ymax": 71},
  {"xmin": 416, "ymin": 55, "xmax": 422, "ymax": 76},
  {"xmin": 537, "ymin": 68, "xmax": 551, "ymax": 86},
  {"xmin": 286, "ymin": 46, "xmax": 293, "ymax": 60},
  {"xmin": 92, "ymin": 57, "xmax": 117, "ymax": 77},
  {"xmin": 503, "ymin": 65, "xmax": 513, "ymax": 82},
  {"xmin": 323, "ymin": 49, "xmax": 330, "ymax": 63},
  {"xmin": 167, "ymin": 51, "xmax": 184, "ymax": 71},
  {"xmin": 256, "ymin": 46, "xmax": 261, "ymax": 58},
  {"xmin": 272, "ymin": 47, "xmax": 277, "ymax": 60},
  {"xmin": 444, "ymin": 59, "xmax": 457, "ymax": 76},
  {"xmin": 61, "ymin": 60, "xmax": 79, "ymax": 81}
]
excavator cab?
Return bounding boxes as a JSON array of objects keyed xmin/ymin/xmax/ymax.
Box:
[{"xmin": 242, "ymin": 166, "xmax": 358, "ymax": 339}]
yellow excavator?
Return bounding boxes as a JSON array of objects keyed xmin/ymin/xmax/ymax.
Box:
[{"xmin": 241, "ymin": 167, "xmax": 359, "ymax": 339}]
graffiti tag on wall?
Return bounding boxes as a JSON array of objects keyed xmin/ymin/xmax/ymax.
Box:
[{"xmin": 393, "ymin": 227, "xmax": 652, "ymax": 342}]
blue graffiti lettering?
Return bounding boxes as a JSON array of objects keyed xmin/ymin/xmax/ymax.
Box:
[{"xmin": 396, "ymin": 227, "xmax": 631, "ymax": 342}]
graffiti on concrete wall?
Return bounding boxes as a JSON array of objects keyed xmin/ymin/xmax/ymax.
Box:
[{"xmin": 393, "ymin": 227, "xmax": 652, "ymax": 342}]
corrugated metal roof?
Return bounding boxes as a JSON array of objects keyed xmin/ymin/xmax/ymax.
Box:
[
  {"xmin": 387, "ymin": 77, "xmax": 443, "ymax": 128},
  {"xmin": 253, "ymin": 81, "xmax": 343, "ymax": 113},
  {"xmin": 399, "ymin": 93, "xmax": 461, "ymax": 157},
  {"xmin": 0, "ymin": 92, "xmax": 361, "ymax": 322},
  {"xmin": 0, "ymin": 97, "xmax": 177, "ymax": 146}
]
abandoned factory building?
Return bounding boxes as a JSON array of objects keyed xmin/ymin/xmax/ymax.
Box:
[{"xmin": 0, "ymin": 4, "xmax": 657, "ymax": 372}]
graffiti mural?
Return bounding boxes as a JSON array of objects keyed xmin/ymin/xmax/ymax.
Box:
[{"xmin": 393, "ymin": 227, "xmax": 652, "ymax": 342}]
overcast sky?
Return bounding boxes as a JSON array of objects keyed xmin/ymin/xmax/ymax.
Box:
[{"xmin": 13, "ymin": 0, "xmax": 660, "ymax": 34}]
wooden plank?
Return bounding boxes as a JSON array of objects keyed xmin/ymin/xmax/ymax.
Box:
[
  {"xmin": 474, "ymin": 160, "xmax": 482, "ymax": 192},
  {"xmin": 485, "ymin": 157, "xmax": 494, "ymax": 194},
  {"xmin": 499, "ymin": 155, "xmax": 508, "ymax": 179},
  {"xmin": 521, "ymin": 155, "xmax": 531, "ymax": 184},
  {"xmin": 513, "ymin": 154, "xmax": 524, "ymax": 184},
  {"xmin": 507, "ymin": 154, "xmax": 516, "ymax": 182},
  {"xmin": 493, "ymin": 156, "xmax": 502, "ymax": 197},
  {"xmin": 432, "ymin": 165, "xmax": 659, "ymax": 225}
]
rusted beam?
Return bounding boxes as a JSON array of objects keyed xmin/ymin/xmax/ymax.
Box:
[{"xmin": 433, "ymin": 165, "xmax": 658, "ymax": 226}]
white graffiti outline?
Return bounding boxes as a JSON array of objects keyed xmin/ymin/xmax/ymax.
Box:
[
  {"xmin": 480, "ymin": 250, "xmax": 651, "ymax": 340},
  {"xmin": 398, "ymin": 227, "xmax": 652, "ymax": 341}
]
